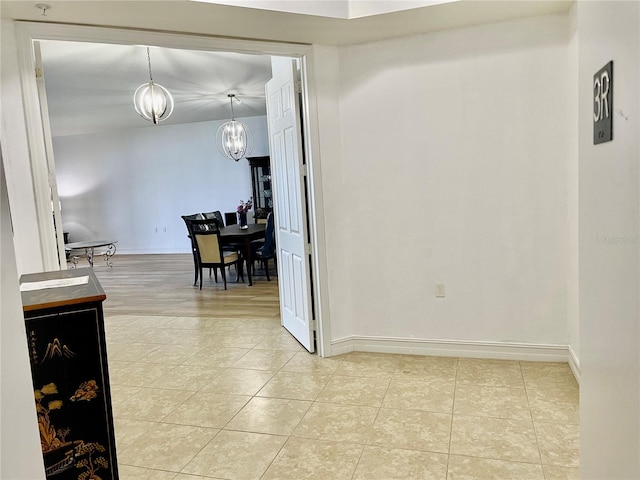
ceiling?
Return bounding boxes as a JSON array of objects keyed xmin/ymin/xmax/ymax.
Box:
[
  {"xmin": 39, "ymin": 41, "xmax": 274, "ymax": 137},
  {"xmin": 192, "ymin": 0, "xmax": 454, "ymax": 20},
  {"xmin": 4, "ymin": 0, "xmax": 572, "ymax": 137}
]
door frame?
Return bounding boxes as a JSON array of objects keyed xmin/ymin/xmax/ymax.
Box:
[
  {"xmin": 33, "ymin": 40, "xmax": 67, "ymax": 269},
  {"xmin": 8, "ymin": 20, "xmax": 332, "ymax": 356}
]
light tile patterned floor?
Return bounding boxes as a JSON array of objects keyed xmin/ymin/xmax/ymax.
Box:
[{"xmin": 105, "ymin": 314, "xmax": 579, "ymax": 480}]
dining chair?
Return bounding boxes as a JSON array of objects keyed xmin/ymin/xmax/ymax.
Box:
[
  {"xmin": 185, "ymin": 218, "xmax": 244, "ymax": 290},
  {"xmin": 202, "ymin": 210, "xmax": 225, "ymax": 228},
  {"xmin": 254, "ymin": 208, "xmax": 269, "ymax": 224},
  {"xmin": 251, "ymin": 212, "xmax": 276, "ymax": 281},
  {"xmin": 224, "ymin": 212, "xmax": 238, "ymax": 226}
]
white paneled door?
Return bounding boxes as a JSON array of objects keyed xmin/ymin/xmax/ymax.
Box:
[{"xmin": 266, "ymin": 60, "xmax": 314, "ymax": 352}]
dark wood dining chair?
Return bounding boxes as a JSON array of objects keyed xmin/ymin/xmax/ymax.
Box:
[
  {"xmin": 202, "ymin": 210, "xmax": 225, "ymax": 228},
  {"xmin": 184, "ymin": 218, "xmax": 244, "ymax": 290},
  {"xmin": 224, "ymin": 212, "xmax": 238, "ymax": 226},
  {"xmin": 251, "ymin": 212, "xmax": 276, "ymax": 281}
]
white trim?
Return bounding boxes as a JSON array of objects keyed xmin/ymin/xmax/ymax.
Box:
[
  {"xmin": 0, "ymin": 20, "xmax": 44, "ymax": 273},
  {"xmin": 331, "ymin": 335, "xmax": 571, "ymax": 362},
  {"xmin": 71, "ymin": 249, "xmax": 192, "ymax": 255},
  {"xmin": 14, "ymin": 21, "xmax": 312, "ymax": 56},
  {"xmin": 9, "ymin": 20, "xmax": 330, "ymax": 356},
  {"xmin": 299, "ymin": 53, "xmax": 331, "ymax": 358},
  {"xmin": 14, "ymin": 24, "xmax": 62, "ymax": 271},
  {"xmin": 568, "ymin": 344, "xmax": 580, "ymax": 384}
]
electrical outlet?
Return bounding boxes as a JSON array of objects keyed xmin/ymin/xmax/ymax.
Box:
[{"xmin": 435, "ymin": 282, "xmax": 445, "ymax": 298}]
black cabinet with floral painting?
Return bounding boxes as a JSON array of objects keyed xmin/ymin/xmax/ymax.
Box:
[
  {"xmin": 20, "ymin": 268, "xmax": 118, "ymax": 480},
  {"xmin": 247, "ymin": 156, "xmax": 272, "ymax": 221}
]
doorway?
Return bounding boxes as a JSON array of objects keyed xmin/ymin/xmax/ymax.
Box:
[{"xmin": 9, "ymin": 21, "xmax": 330, "ymax": 357}]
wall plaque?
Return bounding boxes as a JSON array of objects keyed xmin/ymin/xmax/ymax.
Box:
[{"xmin": 593, "ymin": 61, "xmax": 613, "ymax": 144}]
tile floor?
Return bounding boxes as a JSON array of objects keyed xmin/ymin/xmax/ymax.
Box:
[{"xmin": 104, "ymin": 314, "xmax": 579, "ymax": 480}]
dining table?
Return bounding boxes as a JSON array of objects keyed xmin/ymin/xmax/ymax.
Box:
[{"xmin": 219, "ymin": 223, "xmax": 266, "ymax": 286}]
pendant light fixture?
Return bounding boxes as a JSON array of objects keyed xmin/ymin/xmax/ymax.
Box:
[
  {"xmin": 216, "ymin": 94, "xmax": 252, "ymax": 162},
  {"xmin": 133, "ymin": 47, "xmax": 174, "ymax": 124}
]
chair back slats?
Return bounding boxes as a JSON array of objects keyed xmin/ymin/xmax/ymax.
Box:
[
  {"xmin": 185, "ymin": 217, "xmax": 222, "ymax": 263},
  {"xmin": 202, "ymin": 211, "xmax": 224, "ymax": 228},
  {"xmin": 182, "ymin": 213, "xmax": 201, "ymax": 232}
]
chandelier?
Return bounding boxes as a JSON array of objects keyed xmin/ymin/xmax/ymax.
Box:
[
  {"xmin": 133, "ymin": 47, "xmax": 174, "ymax": 124},
  {"xmin": 216, "ymin": 94, "xmax": 252, "ymax": 162}
]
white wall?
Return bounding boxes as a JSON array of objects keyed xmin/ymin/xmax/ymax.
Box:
[
  {"xmin": 0, "ymin": 153, "xmax": 46, "ymax": 479},
  {"xmin": 52, "ymin": 116, "xmax": 269, "ymax": 253},
  {"xmin": 328, "ymin": 13, "xmax": 573, "ymax": 354},
  {"xmin": 577, "ymin": 1, "xmax": 640, "ymax": 477}
]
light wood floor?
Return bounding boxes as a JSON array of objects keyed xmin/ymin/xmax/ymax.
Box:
[{"xmin": 92, "ymin": 253, "xmax": 280, "ymax": 319}]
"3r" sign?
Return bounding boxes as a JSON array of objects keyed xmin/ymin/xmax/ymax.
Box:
[{"xmin": 594, "ymin": 61, "xmax": 613, "ymax": 145}]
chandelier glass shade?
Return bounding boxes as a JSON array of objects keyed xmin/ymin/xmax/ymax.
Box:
[
  {"xmin": 133, "ymin": 47, "xmax": 174, "ymax": 124},
  {"xmin": 216, "ymin": 94, "xmax": 253, "ymax": 161}
]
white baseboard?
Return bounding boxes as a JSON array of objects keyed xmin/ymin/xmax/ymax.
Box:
[
  {"xmin": 116, "ymin": 249, "xmax": 192, "ymax": 255},
  {"xmin": 331, "ymin": 335, "xmax": 570, "ymax": 363},
  {"xmin": 568, "ymin": 344, "xmax": 580, "ymax": 384}
]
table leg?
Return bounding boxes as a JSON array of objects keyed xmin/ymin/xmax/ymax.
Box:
[
  {"xmin": 244, "ymin": 238, "xmax": 253, "ymax": 286},
  {"xmin": 103, "ymin": 243, "xmax": 116, "ymax": 267},
  {"xmin": 85, "ymin": 247, "xmax": 94, "ymax": 267}
]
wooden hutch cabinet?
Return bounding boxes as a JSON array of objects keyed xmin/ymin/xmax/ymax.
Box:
[
  {"xmin": 247, "ymin": 156, "xmax": 272, "ymax": 221},
  {"xmin": 20, "ymin": 268, "xmax": 118, "ymax": 480}
]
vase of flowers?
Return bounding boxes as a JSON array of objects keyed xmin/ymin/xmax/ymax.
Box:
[{"xmin": 237, "ymin": 197, "xmax": 252, "ymax": 229}]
